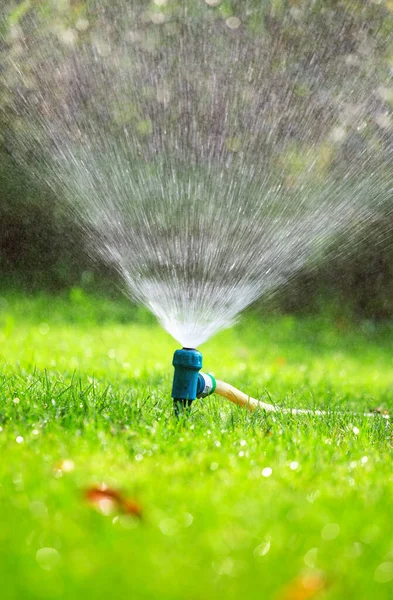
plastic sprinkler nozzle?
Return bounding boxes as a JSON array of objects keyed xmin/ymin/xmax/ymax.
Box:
[
  {"xmin": 171, "ymin": 349, "xmax": 216, "ymax": 415},
  {"xmin": 172, "ymin": 348, "xmax": 203, "ymax": 413}
]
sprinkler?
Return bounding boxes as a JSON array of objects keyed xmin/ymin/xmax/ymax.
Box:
[
  {"xmin": 171, "ymin": 348, "xmax": 380, "ymax": 417},
  {"xmin": 171, "ymin": 351, "xmax": 384, "ymax": 417},
  {"xmin": 172, "ymin": 348, "xmax": 277, "ymax": 414},
  {"xmin": 171, "ymin": 348, "xmax": 216, "ymax": 413}
]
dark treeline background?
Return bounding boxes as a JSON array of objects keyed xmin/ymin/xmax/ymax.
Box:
[{"xmin": 1, "ymin": 0, "xmax": 393, "ymax": 319}]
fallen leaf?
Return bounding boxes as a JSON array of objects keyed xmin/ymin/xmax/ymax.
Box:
[
  {"xmin": 85, "ymin": 485, "xmax": 143, "ymax": 518},
  {"xmin": 274, "ymin": 357, "xmax": 287, "ymax": 367},
  {"xmin": 277, "ymin": 571, "xmax": 327, "ymax": 600}
]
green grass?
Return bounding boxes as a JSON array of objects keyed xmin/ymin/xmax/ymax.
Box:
[{"xmin": 1, "ymin": 291, "xmax": 393, "ymax": 600}]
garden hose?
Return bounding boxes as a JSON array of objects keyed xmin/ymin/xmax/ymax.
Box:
[{"xmin": 198, "ymin": 375, "xmax": 325, "ymax": 414}]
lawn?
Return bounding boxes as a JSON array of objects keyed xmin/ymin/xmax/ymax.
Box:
[{"xmin": 0, "ymin": 291, "xmax": 392, "ymax": 599}]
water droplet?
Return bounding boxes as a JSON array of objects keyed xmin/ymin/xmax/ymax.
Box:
[
  {"xmin": 216, "ymin": 557, "xmax": 235, "ymax": 576},
  {"xmin": 150, "ymin": 12, "xmax": 165, "ymax": 25},
  {"xmin": 159, "ymin": 518, "xmax": 178, "ymax": 536},
  {"xmin": 58, "ymin": 29, "xmax": 77, "ymax": 48},
  {"xmin": 59, "ymin": 459, "xmax": 75, "ymax": 473},
  {"xmin": 262, "ymin": 467, "xmax": 272, "ymax": 477},
  {"xmin": 30, "ymin": 501, "xmax": 48, "ymax": 519},
  {"xmin": 321, "ymin": 523, "xmax": 340, "ymax": 540},
  {"xmin": 182, "ymin": 512, "xmax": 193, "ymax": 527},
  {"xmin": 374, "ymin": 562, "xmax": 393, "ymax": 583},
  {"xmin": 352, "ymin": 542, "xmax": 363, "ymax": 557},
  {"xmin": 93, "ymin": 38, "xmax": 111, "ymax": 57},
  {"xmin": 254, "ymin": 539, "xmax": 271, "ymax": 557},
  {"xmin": 304, "ymin": 547, "xmax": 318, "ymax": 568},
  {"xmin": 226, "ymin": 16, "xmax": 241, "ymax": 29},
  {"xmin": 36, "ymin": 548, "xmax": 60, "ymax": 571},
  {"xmin": 75, "ymin": 18, "xmax": 90, "ymax": 32}
]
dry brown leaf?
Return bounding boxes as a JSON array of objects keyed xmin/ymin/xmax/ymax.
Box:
[
  {"xmin": 277, "ymin": 571, "xmax": 327, "ymax": 600},
  {"xmin": 84, "ymin": 485, "xmax": 143, "ymax": 518},
  {"xmin": 274, "ymin": 357, "xmax": 287, "ymax": 367}
]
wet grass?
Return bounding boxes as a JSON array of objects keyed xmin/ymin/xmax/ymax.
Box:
[{"xmin": 0, "ymin": 291, "xmax": 393, "ymax": 600}]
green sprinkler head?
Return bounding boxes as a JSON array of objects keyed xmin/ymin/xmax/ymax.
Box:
[{"xmin": 172, "ymin": 348, "xmax": 216, "ymax": 413}]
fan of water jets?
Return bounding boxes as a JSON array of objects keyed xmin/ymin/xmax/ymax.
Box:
[{"xmin": 2, "ymin": 1, "xmax": 393, "ymax": 347}]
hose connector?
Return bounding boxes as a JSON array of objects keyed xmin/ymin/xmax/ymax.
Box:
[{"xmin": 196, "ymin": 372, "xmax": 216, "ymax": 398}]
